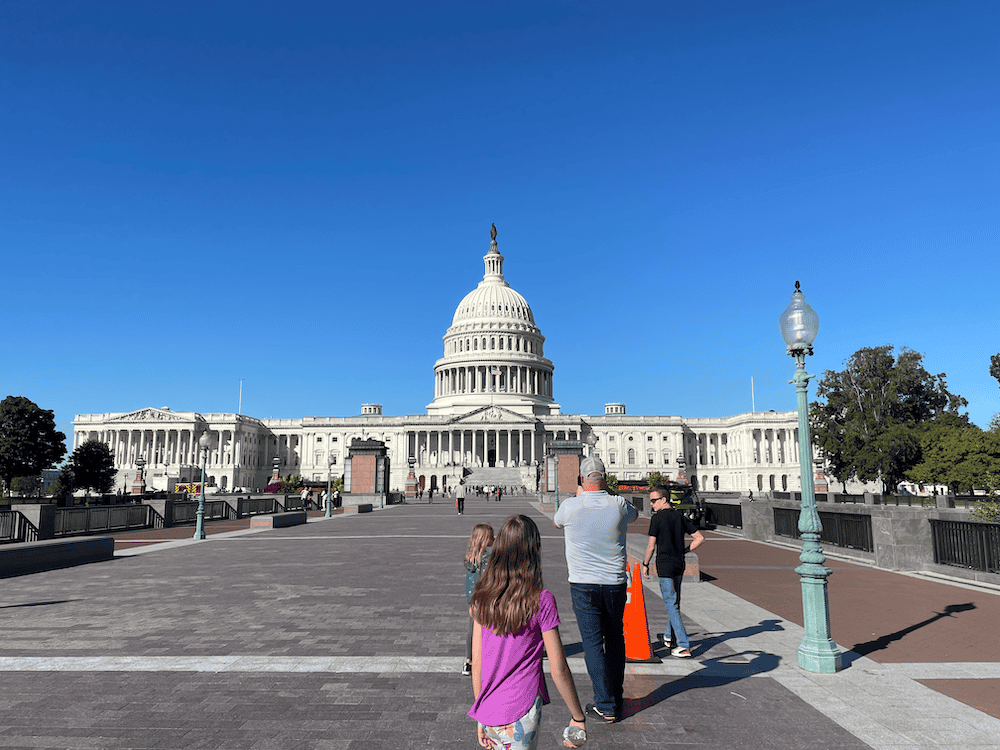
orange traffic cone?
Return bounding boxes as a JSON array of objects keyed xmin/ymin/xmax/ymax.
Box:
[{"xmin": 624, "ymin": 563, "xmax": 660, "ymax": 662}]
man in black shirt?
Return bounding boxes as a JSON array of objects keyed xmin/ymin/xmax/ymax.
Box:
[{"xmin": 641, "ymin": 487, "xmax": 705, "ymax": 657}]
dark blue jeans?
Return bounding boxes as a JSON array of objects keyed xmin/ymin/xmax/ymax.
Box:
[{"xmin": 570, "ymin": 582, "xmax": 627, "ymax": 716}]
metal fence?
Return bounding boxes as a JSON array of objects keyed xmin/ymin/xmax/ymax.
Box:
[
  {"xmin": 54, "ymin": 505, "xmax": 153, "ymax": 536},
  {"xmin": 0, "ymin": 510, "xmax": 39, "ymax": 544},
  {"xmin": 171, "ymin": 500, "xmax": 232, "ymax": 524},
  {"xmin": 929, "ymin": 519, "xmax": 1000, "ymax": 574},
  {"xmin": 773, "ymin": 507, "xmax": 874, "ymax": 553},
  {"xmin": 238, "ymin": 496, "xmax": 276, "ymax": 517},
  {"xmin": 705, "ymin": 502, "xmax": 742, "ymax": 529}
]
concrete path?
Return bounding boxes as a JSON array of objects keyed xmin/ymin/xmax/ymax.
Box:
[{"xmin": 0, "ymin": 497, "xmax": 997, "ymax": 749}]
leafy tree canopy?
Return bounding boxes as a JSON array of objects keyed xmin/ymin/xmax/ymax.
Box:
[
  {"xmin": 70, "ymin": 439, "xmax": 117, "ymax": 496},
  {"xmin": 10, "ymin": 475, "xmax": 42, "ymax": 497},
  {"xmin": 50, "ymin": 465, "xmax": 75, "ymax": 499},
  {"xmin": 0, "ymin": 396, "xmax": 66, "ymax": 495},
  {"xmin": 907, "ymin": 415, "xmax": 1000, "ymax": 494},
  {"xmin": 810, "ymin": 346, "xmax": 967, "ymax": 494}
]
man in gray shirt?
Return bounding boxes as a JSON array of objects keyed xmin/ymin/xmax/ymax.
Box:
[{"xmin": 553, "ymin": 456, "xmax": 638, "ymax": 723}]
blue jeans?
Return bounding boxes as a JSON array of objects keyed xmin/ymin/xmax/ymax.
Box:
[
  {"xmin": 570, "ymin": 583, "xmax": 627, "ymax": 716},
  {"xmin": 658, "ymin": 575, "xmax": 689, "ymax": 649}
]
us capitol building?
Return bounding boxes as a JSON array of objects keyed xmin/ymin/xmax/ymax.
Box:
[{"xmin": 73, "ymin": 227, "xmax": 803, "ymax": 496}]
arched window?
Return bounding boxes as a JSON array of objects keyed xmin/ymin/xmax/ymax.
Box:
[
  {"xmin": 474, "ymin": 338, "xmax": 478, "ymax": 350},
  {"xmin": 490, "ymin": 337, "xmax": 495, "ymax": 349},
  {"xmin": 781, "ymin": 475, "xmax": 788, "ymax": 491},
  {"xmin": 769, "ymin": 475, "xmax": 776, "ymax": 491},
  {"xmin": 627, "ymin": 449, "xmax": 636, "ymax": 464},
  {"xmin": 713, "ymin": 475, "xmax": 719, "ymax": 490},
  {"xmin": 757, "ymin": 474, "xmax": 764, "ymax": 491},
  {"xmin": 647, "ymin": 451, "xmax": 654, "ymax": 465},
  {"xmin": 499, "ymin": 338, "xmax": 503, "ymax": 350}
]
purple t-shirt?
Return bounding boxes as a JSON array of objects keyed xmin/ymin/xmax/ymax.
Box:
[{"xmin": 469, "ymin": 589, "xmax": 560, "ymax": 725}]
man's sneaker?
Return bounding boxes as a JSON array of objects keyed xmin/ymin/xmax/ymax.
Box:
[
  {"xmin": 461, "ymin": 662, "xmax": 472, "ymax": 676},
  {"xmin": 671, "ymin": 646, "xmax": 692, "ymax": 658},
  {"xmin": 585, "ymin": 703, "xmax": 617, "ymax": 724}
]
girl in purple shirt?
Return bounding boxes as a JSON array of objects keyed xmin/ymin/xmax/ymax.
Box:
[{"xmin": 469, "ymin": 515, "xmax": 587, "ymax": 749}]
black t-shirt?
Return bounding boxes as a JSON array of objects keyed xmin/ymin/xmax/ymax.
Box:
[{"xmin": 648, "ymin": 508, "xmax": 698, "ymax": 578}]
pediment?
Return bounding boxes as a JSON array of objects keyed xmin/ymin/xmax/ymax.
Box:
[
  {"xmin": 449, "ymin": 405, "xmax": 536, "ymax": 425},
  {"xmin": 107, "ymin": 408, "xmax": 192, "ymax": 424}
]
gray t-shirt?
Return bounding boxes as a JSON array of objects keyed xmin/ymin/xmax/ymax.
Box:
[{"xmin": 553, "ymin": 491, "xmax": 638, "ymax": 585}]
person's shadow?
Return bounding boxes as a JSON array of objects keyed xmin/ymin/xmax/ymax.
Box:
[
  {"xmin": 622, "ymin": 650, "xmax": 781, "ymax": 719},
  {"xmin": 670, "ymin": 619, "xmax": 785, "ymax": 658},
  {"xmin": 842, "ymin": 603, "xmax": 976, "ymax": 666},
  {"xmin": 563, "ymin": 619, "xmax": 785, "ymax": 658}
]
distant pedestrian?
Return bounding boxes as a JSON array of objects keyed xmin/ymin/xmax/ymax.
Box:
[
  {"xmin": 457, "ymin": 480, "xmax": 466, "ymax": 515},
  {"xmin": 301, "ymin": 486, "xmax": 310, "ymax": 510},
  {"xmin": 463, "ymin": 523, "xmax": 494, "ymax": 676},
  {"xmin": 469, "ymin": 515, "xmax": 587, "ymax": 749}
]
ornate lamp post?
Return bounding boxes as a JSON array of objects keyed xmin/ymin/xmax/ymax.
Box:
[
  {"xmin": 194, "ymin": 431, "xmax": 210, "ymax": 540},
  {"xmin": 779, "ymin": 281, "xmax": 841, "ymax": 673},
  {"xmin": 585, "ymin": 431, "xmax": 597, "ymax": 457},
  {"xmin": 325, "ymin": 453, "xmax": 335, "ymax": 518}
]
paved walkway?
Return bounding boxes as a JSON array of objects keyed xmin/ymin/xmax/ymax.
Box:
[{"xmin": 1, "ymin": 498, "xmax": 998, "ymax": 749}]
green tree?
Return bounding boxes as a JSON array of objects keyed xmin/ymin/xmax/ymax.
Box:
[
  {"xmin": 0, "ymin": 396, "xmax": 66, "ymax": 495},
  {"xmin": 907, "ymin": 415, "xmax": 1000, "ymax": 494},
  {"xmin": 70, "ymin": 440, "xmax": 117, "ymax": 496},
  {"xmin": 10, "ymin": 475, "xmax": 42, "ymax": 497},
  {"xmin": 811, "ymin": 346, "xmax": 967, "ymax": 494},
  {"xmin": 50, "ymin": 465, "xmax": 75, "ymax": 500},
  {"xmin": 645, "ymin": 471, "xmax": 669, "ymax": 490}
]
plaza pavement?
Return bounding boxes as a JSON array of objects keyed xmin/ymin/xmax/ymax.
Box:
[{"xmin": 1, "ymin": 497, "xmax": 998, "ymax": 749}]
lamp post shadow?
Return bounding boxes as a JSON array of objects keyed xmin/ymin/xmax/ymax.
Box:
[{"xmin": 841, "ymin": 602, "xmax": 976, "ymax": 667}]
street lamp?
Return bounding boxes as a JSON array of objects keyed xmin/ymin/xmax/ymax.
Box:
[
  {"xmin": 194, "ymin": 431, "xmax": 210, "ymax": 540},
  {"xmin": 585, "ymin": 431, "xmax": 597, "ymax": 457},
  {"xmin": 325, "ymin": 453, "xmax": 335, "ymax": 518},
  {"xmin": 779, "ymin": 281, "xmax": 841, "ymax": 673}
]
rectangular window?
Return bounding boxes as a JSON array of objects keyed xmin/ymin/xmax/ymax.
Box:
[{"xmin": 609, "ymin": 452, "xmax": 617, "ymax": 464}]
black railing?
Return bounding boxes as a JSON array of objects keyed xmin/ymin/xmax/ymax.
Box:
[
  {"xmin": 0, "ymin": 510, "xmax": 39, "ymax": 544},
  {"xmin": 238, "ymin": 496, "xmax": 276, "ymax": 517},
  {"xmin": 54, "ymin": 505, "xmax": 154, "ymax": 536},
  {"xmin": 773, "ymin": 507, "xmax": 874, "ymax": 553},
  {"xmin": 705, "ymin": 502, "xmax": 742, "ymax": 529},
  {"xmin": 929, "ymin": 519, "xmax": 1000, "ymax": 574},
  {"xmin": 171, "ymin": 500, "xmax": 232, "ymax": 524}
]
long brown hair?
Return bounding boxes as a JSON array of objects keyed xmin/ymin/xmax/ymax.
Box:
[
  {"xmin": 469, "ymin": 515, "xmax": 543, "ymax": 637},
  {"xmin": 464, "ymin": 524, "xmax": 494, "ymax": 565}
]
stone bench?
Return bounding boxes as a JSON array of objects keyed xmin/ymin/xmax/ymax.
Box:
[
  {"xmin": 249, "ymin": 511, "xmax": 307, "ymax": 529},
  {"xmin": 0, "ymin": 537, "xmax": 115, "ymax": 578}
]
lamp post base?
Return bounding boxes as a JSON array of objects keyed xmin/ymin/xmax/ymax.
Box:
[{"xmin": 797, "ymin": 573, "xmax": 842, "ymax": 673}]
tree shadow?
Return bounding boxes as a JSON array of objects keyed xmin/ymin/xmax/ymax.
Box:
[
  {"xmin": 0, "ymin": 599, "xmax": 79, "ymax": 609},
  {"xmin": 843, "ymin": 602, "xmax": 976, "ymax": 666},
  {"xmin": 622, "ymin": 650, "xmax": 781, "ymax": 719}
]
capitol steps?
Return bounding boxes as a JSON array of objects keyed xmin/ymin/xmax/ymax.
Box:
[{"xmin": 462, "ymin": 466, "xmax": 527, "ymax": 489}]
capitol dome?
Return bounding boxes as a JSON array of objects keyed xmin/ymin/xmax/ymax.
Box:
[
  {"xmin": 427, "ymin": 225, "xmax": 558, "ymax": 417},
  {"xmin": 451, "ymin": 283, "xmax": 535, "ymax": 326}
]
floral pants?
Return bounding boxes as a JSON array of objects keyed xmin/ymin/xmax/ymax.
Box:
[{"xmin": 481, "ymin": 693, "xmax": 543, "ymax": 750}]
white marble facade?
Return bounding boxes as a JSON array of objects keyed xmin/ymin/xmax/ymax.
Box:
[{"xmin": 74, "ymin": 228, "xmax": 806, "ymax": 495}]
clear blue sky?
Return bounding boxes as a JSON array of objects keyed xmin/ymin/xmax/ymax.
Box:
[{"xmin": 2, "ymin": 1, "xmax": 998, "ymax": 450}]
